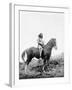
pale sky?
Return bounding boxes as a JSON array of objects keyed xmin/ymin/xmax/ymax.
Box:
[{"xmin": 20, "ymin": 11, "xmax": 64, "ymax": 59}]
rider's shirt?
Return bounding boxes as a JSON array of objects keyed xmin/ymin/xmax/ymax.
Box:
[{"xmin": 37, "ymin": 38, "xmax": 44, "ymax": 49}]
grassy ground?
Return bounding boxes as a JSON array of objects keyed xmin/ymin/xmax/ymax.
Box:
[{"xmin": 19, "ymin": 53, "xmax": 64, "ymax": 79}]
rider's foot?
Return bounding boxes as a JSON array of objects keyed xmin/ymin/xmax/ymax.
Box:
[{"xmin": 40, "ymin": 58, "xmax": 42, "ymax": 60}]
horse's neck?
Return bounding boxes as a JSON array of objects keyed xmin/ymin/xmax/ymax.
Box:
[{"xmin": 44, "ymin": 43, "xmax": 53, "ymax": 52}]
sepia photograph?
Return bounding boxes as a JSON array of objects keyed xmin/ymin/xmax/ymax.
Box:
[{"xmin": 19, "ymin": 10, "xmax": 64, "ymax": 79}]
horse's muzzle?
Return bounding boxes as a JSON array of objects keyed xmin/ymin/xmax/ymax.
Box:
[{"xmin": 54, "ymin": 45, "xmax": 57, "ymax": 50}]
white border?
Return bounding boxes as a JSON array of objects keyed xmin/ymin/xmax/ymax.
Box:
[{"xmin": 10, "ymin": 3, "xmax": 70, "ymax": 87}]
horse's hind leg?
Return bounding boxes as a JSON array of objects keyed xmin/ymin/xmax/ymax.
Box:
[
  {"xmin": 24, "ymin": 59, "xmax": 31, "ymax": 74},
  {"xmin": 24, "ymin": 64, "xmax": 27, "ymax": 74},
  {"xmin": 24, "ymin": 60, "xmax": 29, "ymax": 74}
]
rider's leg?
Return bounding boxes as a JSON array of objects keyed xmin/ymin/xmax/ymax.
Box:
[
  {"xmin": 40, "ymin": 48, "xmax": 42, "ymax": 58},
  {"xmin": 40, "ymin": 48, "xmax": 43, "ymax": 60},
  {"xmin": 38, "ymin": 45, "xmax": 43, "ymax": 60}
]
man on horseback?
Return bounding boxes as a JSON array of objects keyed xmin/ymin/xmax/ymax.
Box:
[
  {"xmin": 37, "ymin": 33, "xmax": 44, "ymax": 60},
  {"xmin": 22, "ymin": 37, "xmax": 57, "ymax": 73}
]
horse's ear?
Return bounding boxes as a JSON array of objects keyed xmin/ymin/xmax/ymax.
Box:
[
  {"xmin": 51, "ymin": 38, "xmax": 56, "ymax": 42},
  {"xmin": 54, "ymin": 38, "xmax": 56, "ymax": 41},
  {"xmin": 53, "ymin": 38, "xmax": 56, "ymax": 41}
]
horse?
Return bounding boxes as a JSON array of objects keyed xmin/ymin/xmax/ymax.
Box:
[{"xmin": 21, "ymin": 38, "xmax": 57, "ymax": 73}]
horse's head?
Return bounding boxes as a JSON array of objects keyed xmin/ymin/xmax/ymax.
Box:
[{"xmin": 47, "ymin": 38, "xmax": 57, "ymax": 50}]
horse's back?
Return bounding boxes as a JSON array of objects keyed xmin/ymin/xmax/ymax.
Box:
[{"xmin": 29, "ymin": 47, "xmax": 39, "ymax": 53}]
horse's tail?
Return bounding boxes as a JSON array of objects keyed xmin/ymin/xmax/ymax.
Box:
[
  {"xmin": 21, "ymin": 50, "xmax": 27, "ymax": 62},
  {"xmin": 21, "ymin": 50, "xmax": 28, "ymax": 74}
]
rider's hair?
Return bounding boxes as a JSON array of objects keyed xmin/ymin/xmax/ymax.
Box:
[{"xmin": 38, "ymin": 33, "xmax": 43, "ymax": 38}]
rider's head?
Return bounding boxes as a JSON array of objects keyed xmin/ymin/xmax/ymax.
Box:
[{"xmin": 38, "ymin": 33, "xmax": 43, "ymax": 39}]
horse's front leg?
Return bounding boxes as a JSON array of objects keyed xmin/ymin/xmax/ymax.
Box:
[{"xmin": 42, "ymin": 59, "xmax": 47, "ymax": 72}]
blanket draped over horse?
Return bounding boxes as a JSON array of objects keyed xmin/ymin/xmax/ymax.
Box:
[{"xmin": 21, "ymin": 38, "xmax": 57, "ymax": 73}]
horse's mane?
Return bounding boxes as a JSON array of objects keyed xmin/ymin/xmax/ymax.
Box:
[
  {"xmin": 44, "ymin": 38, "xmax": 56, "ymax": 48},
  {"xmin": 47, "ymin": 38, "xmax": 56, "ymax": 44}
]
